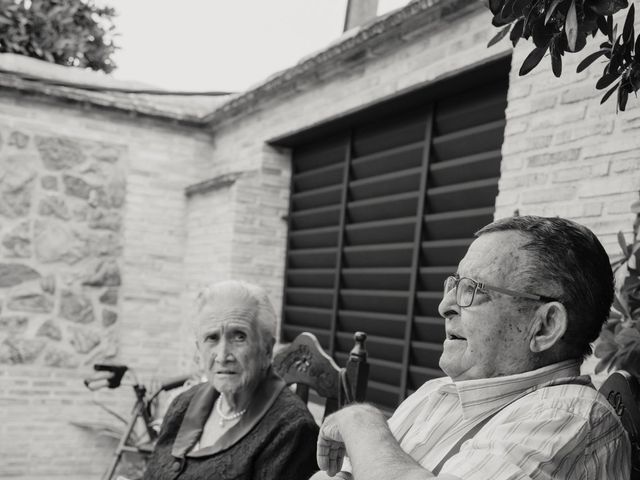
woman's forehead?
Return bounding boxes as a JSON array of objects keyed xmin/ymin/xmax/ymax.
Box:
[{"xmin": 197, "ymin": 305, "xmax": 258, "ymax": 330}]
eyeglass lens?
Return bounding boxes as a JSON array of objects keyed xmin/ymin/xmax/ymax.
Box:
[{"xmin": 443, "ymin": 276, "xmax": 476, "ymax": 308}]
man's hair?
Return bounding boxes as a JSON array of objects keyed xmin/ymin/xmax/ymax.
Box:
[
  {"xmin": 194, "ymin": 280, "xmax": 277, "ymax": 347},
  {"xmin": 476, "ymin": 215, "xmax": 614, "ymax": 360}
]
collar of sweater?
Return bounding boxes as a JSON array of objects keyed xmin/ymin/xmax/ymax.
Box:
[{"xmin": 172, "ymin": 369, "xmax": 286, "ymax": 458}]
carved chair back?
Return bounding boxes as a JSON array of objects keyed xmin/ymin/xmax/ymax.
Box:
[
  {"xmin": 598, "ymin": 370, "xmax": 640, "ymax": 480},
  {"xmin": 273, "ymin": 331, "xmax": 369, "ymax": 421}
]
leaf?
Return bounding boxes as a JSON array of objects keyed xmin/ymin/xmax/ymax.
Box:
[
  {"xmin": 565, "ymin": 0, "xmax": 578, "ymax": 51},
  {"xmin": 618, "ymin": 85, "xmax": 629, "ymax": 111},
  {"xmin": 489, "ymin": 0, "xmax": 504, "ymax": 14},
  {"xmin": 623, "ymin": 4, "xmax": 635, "ymax": 43},
  {"xmin": 635, "ymin": 32, "xmax": 640, "ymax": 56},
  {"xmin": 589, "ymin": 0, "xmax": 629, "ymax": 15},
  {"xmin": 488, "ymin": 25, "xmax": 512, "ymax": 47},
  {"xmin": 597, "ymin": 16, "xmax": 611, "ymax": 38},
  {"xmin": 594, "ymin": 354, "xmax": 615, "ymax": 374},
  {"xmin": 614, "ymin": 324, "xmax": 640, "ymax": 347},
  {"xmin": 618, "ymin": 231, "xmax": 629, "ymax": 256},
  {"xmin": 69, "ymin": 420, "xmax": 126, "ymax": 440},
  {"xmin": 612, "ymin": 291, "xmax": 631, "ymax": 318},
  {"xmin": 577, "ymin": 49, "xmax": 607, "ymax": 73},
  {"xmin": 545, "ymin": 0, "xmax": 563, "ymax": 24},
  {"xmin": 551, "ymin": 41, "xmax": 563, "ymax": 77},
  {"xmin": 608, "ymin": 15, "xmax": 615, "ymax": 42},
  {"xmin": 495, "ymin": 0, "xmax": 519, "ymax": 25},
  {"xmin": 510, "ymin": 18, "xmax": 525, "ymax": 46},
  {"xmin": 519, "ymin": 46, "xmax": 548, "ymax": 75},
  {"xmin": 511, "ymin": 0, "xmax": 531, "ymax": 17},
  {"xmin": 597, "ymin": 72, "xmax": 620, "ymax": 89}
]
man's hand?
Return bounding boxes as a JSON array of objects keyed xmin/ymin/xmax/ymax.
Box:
[
  {"xmin": 316, "ymin": 404, "xmax": 432, "ymax": 480},
  {"xmin": 317, "ymin": 411, "xmax": 346, "ymax": 476},
  {"xmin": 317, "ymin": 404, "xmax": 386, "ymax": 477}
]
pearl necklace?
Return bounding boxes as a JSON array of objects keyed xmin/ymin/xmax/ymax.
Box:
[{"xmin": 215, "ymin": 397, "xmax": 247, "ymax": 427}]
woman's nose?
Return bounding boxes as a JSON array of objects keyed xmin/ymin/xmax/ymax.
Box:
[
  {"xmin": 438, "ymin": 287, "xmax": 459, "ymax": 319},
  {"xmin": 215, "ymin": 338, "xmax": 233, "ymax": 362}
]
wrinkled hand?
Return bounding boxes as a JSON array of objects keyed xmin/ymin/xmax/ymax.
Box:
[
  {"xmin": 317, "ymin": 404, "xmax": 386, "ymax": 477},
  {"xmin": 317, "ymin": 412, "xmax": 346, "ymax": 477}
]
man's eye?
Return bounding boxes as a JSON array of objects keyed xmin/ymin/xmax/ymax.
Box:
[
  {"xmin": 205, "ymin": 333, "xmax": 219, "ymax": 342},
  {"xmin": 462, "ymin": 283, "xmax": 475, "ymax": 295}
]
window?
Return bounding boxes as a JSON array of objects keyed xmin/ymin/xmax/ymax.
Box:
[{"xmin": 275, "ymin": 57, "xmax": 509, "ymax": 409}]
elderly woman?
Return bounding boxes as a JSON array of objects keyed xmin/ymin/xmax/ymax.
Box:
[{"xmin": 143, "ymin": 280, "xmax": 319, "ymax": 480}]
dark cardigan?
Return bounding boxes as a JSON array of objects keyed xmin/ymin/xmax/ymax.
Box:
[{"xmin": 142, "ymin": 376, "xmax": 319, "ymax": 480}]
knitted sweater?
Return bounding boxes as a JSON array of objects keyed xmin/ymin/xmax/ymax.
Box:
[{"xmin": 142, "ymin": 379, "xmax": 319, "ymax": 480}]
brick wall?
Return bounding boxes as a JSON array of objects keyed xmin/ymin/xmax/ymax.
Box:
[
  {"xmin": 0, "ymin": 90, "xmax": 212, "ymax": 479},
  {"xmin": 497, "ymin": 33, "xmax": 640, "ymax": 253}
]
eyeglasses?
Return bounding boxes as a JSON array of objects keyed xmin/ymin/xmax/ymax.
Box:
[{"xmin": 443, "ymin": 275, "xmax": 559, "ymax": 308}]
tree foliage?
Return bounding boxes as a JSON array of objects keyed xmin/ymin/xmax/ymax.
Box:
[
  {"xmin": 594, "ymin": 197, "xmax": 640, "ymax": 378},
  {"xmin": 487, "ymin": 0, "xmax": 640, "ymax": 110},
  {"xmin": 0, "ymin": 0, "xmax": 118, "ymax": 73}
]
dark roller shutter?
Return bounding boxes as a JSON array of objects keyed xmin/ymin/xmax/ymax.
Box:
[{"xmin": 279, "ymin": 59, "xmax": 509, "ymax": 410}]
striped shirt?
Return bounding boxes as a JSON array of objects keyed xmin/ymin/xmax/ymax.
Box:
[{"xmin": 345, "ymin": 360, "xmax": 630, "ymax": 479}]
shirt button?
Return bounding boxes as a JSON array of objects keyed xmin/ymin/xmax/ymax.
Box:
[{"xmin": 172, "ymin": 460, "xmax": 181, "ymax": 473}]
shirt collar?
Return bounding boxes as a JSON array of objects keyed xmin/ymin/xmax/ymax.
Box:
[
  {"xmin": 437, "ymin": 360, "xmax": 588, "ymax": 420},
  {"xmin": 171, "ymin": 369, "xmax": 286, "ymax": 459}
]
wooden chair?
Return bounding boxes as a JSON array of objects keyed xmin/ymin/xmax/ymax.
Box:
[
  {"xmin": 273, "ymin": 331, "xmax": 369, "ymax": 420},
  {"xmin": 599, "ymin": 370, "xmax": 640, "ymax": 480}
]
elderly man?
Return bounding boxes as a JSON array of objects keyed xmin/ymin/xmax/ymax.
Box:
[{"xmin": 314, "ymin": 216, "xmax": 631, "ymax": 480}]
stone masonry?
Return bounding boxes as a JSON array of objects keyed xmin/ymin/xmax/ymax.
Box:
[
  {"xmin": 0, "ymin": 127, "xmax": 125, "ymax": 370},
  {"xmin": 0, "ymin": 85, "xmax": 212, "ymax": 479}
]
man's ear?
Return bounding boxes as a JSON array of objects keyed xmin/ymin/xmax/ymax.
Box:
[{"xmin": 529, "ymin": 302, "xmax": 568, "ymax": 353}]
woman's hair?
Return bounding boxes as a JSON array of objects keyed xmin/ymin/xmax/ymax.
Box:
[
  {"xmin": 194, "ymin": 280, "xmax": 277, "ymax": 346},
  {"xmin": 476, "ymin": 215, "xmax": 614, "ymax": 360}
]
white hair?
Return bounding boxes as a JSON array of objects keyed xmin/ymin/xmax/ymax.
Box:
[{"xmin": 194, "ymin": 280, "xmax": 277, "ymax": 344}]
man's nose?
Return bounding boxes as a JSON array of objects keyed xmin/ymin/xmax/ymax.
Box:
[{"xmin": 438, "ymin": 287, "xmax": 459, "ymax": 319}]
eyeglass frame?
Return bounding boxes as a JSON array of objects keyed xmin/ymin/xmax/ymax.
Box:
[{"xmin": 443, "ymin": 275, "xmax": 559, "ymax": 308}]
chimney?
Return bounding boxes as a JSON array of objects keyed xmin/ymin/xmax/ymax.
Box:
[{"xmin": 343, "ymin": 0, "xmax": 379, "ymax": 31}]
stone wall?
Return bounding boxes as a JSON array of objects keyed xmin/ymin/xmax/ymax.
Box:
[
  {"xmin": 0, "ymin": 126, "xmax": 125, "ymax": 370},
  {"xmin": 0, "ymin": 90, "xmax": 213, "ymax": 479}
]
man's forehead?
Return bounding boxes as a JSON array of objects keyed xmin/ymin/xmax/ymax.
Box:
[{"xmin": 458, "ymin": 231, "xmax": 530, "ymax": 280}]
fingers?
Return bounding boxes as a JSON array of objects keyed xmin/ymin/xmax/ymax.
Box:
[
  {"xmin": 317, "ymin": 437, "xmax": 345, "ymax": 476},
  {"xmin": 317, "ymin": 417, "xmax": 346, "ymax": 476}
]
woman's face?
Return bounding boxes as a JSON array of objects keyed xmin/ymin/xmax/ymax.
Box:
[{"xmin": 196, "ymin": 305, "xmax": 272, "ymax": 398}]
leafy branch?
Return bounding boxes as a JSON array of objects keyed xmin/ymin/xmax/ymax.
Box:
[
  {"xmin": 0, "ymin": 0, "xmax": 118, "ymax": 73},
  {"xmin": 487, "ymin": 0, "xmax": 640, "ymax": 110},
  {"xmin": 594, "ymin": 195, "xmax": 640, "ymax": 377}
]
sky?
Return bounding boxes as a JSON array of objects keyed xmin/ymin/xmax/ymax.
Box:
[{"xmin": 107, "ymin": 0, "xmax": 410, "ymax": 93}]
